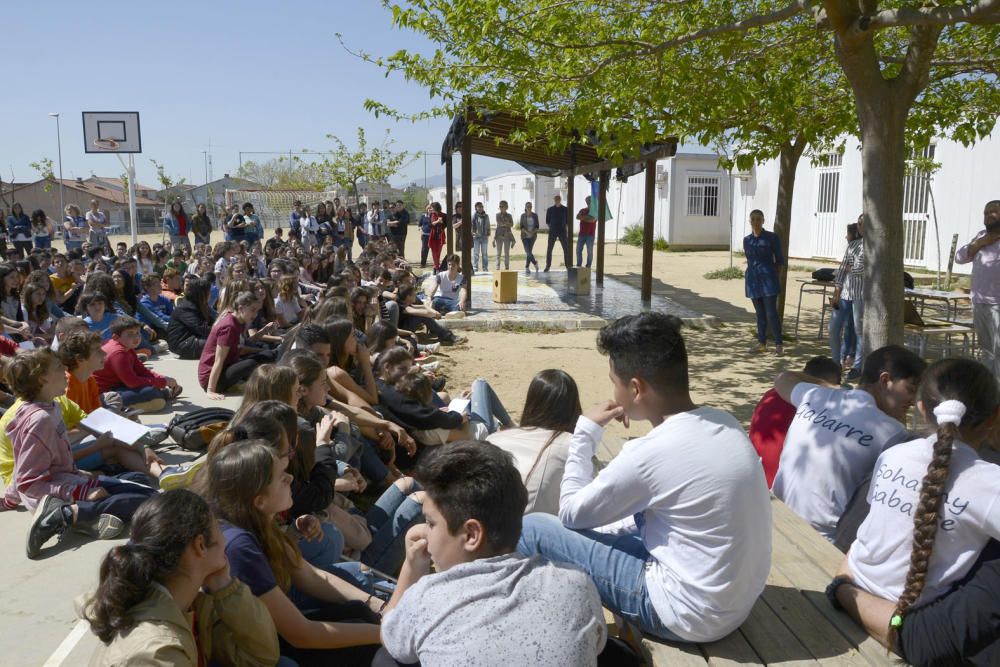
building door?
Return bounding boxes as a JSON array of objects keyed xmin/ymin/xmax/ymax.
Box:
[
  {"xmin": 902, "ymin": 145, "xmax": 935, "ymax": 266},
  {"xmin": 812, "ymin": 153, "xmax": 842, "ymax": 259}
]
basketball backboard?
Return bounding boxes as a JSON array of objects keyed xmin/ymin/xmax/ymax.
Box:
[{"xmin": 82, "ymin": 111, "xmax": 141, "ymax": 153}]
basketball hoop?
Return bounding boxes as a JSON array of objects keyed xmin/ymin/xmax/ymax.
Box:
[{"xmin": 93, "ymin": 138, "xmax": 120, "ymax": 152}]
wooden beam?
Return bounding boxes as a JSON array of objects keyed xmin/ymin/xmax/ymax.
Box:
[
  {"xmin": 596, "ymin": 170, "xmax": 609, "ymax": 286},
  {"xmin": 445, "ymin": 157, "xmax": 454, "ymax": 258},
  {"xmin": 569, "ymin": 141, "xmax": 679, "ymax": 177},
  {"xmin": 566, "ymin": 171, "xmax": 575, "ymax": 269},
  {"xmin": 461, "ymin": 136, "xmax": 473, "ymax": 310},
  {"xmin": 642, "ymin": 158, "xmax": 656, "ymax": 305}
]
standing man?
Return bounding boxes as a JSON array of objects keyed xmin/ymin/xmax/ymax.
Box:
[
  {"xmin": 418, "ymin": 204, "xmax": 432, "ymax": 268},
  {"xmin": 576, "ymin": 196, "xmax": 597, "ymax": 269},
  {"xmin": 390, "ymin": 199, "xmax": 409, "ymax": 256},
  {"xmin": 955, "ymin": 200, "xmax": 1000, "ymax": 378},
  {"xmin": 544, "ymin": 194, "xmax": 570, "ymax": 272}
]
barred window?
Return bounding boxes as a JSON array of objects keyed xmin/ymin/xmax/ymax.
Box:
[{"xmin": 686, "ymin": 175, "xmax": 720, "ymax": 217}]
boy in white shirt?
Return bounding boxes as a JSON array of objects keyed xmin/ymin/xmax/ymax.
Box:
[
  {"xmin": 518, "ymin": 312, "xmax": 772, "ymax": 643},
  {"xmin": 772, "ymin": 345, "xmax": 926, "ymax": 542},
  {"xmin": 379, "ymin": 441, "xmax": 608, "ymax": 666}
]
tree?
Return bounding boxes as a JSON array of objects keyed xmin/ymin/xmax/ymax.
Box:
[
  {"xmin": 321, "ymin": 127, "xmax": 413, "ymax": 204},
  {"xmin": 150, "ymin": 159, "xmax": 188, "ymax": 205},
  {"xmin": 29, "ymin": 157, "xmax": 55, "ymax": 192},
  {"xmin": 357, "ymin": 0, "xmax": 999, "ymax": 349},
  {"xmin": 236, "ymin": 157, "xmax": 329, "ymax": 190}
]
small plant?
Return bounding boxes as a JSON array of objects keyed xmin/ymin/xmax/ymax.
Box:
[
  {"xmin": 704, "ymin": 266, "xmax": 744, "ymax": 280},
  {"xmin": 654, "ymin": 237, "xmax": 669, "ymax": 251},
  {"xmin": 621, "ymin": 224, "xmax": 644, "ymax": 247}
]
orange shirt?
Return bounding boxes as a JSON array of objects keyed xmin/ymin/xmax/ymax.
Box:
[{"xmin": 66, "ymin": 371, "xmax": 101, "ymax": 414}]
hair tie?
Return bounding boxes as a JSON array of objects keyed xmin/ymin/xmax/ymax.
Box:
[
  {"xmin": 934, "ymin": 400, "xmax": 966, "ymax": 426},
  {"xmin": 890, "ymin": 614, "xmax": 904, "ymax": 629}
]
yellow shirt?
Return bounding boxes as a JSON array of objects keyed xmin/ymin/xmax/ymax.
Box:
[
  {"xmin": 50, "ymin": 273, "xmax": 76, "ymax": 296},
  {"xmin": 0, "ymin": 396, "xmax": 86, "ymax": 485}
]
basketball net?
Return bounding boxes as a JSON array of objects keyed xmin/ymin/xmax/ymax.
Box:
[
  {"xmin": 225, "ymin": 189, "xmax": 340, "ymax": 230},
  {"xmin": 92, "ymin": 138, "xmax": 120, "ymax": 152}
]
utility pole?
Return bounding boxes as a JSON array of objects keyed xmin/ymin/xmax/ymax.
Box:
[
  {"xmin": 201, "ymin": 151, "xmax": 208, "ymax": 184},
  {"xmin": 48, "ymin": 113, "xmax": 64, "ymax": 225}
]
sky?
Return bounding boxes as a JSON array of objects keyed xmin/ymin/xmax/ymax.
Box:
[{"xmin": 2, "ymin": 0, "xmax": 517, "ymax": 190}]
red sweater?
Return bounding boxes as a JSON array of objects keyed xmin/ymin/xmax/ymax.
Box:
[
  {"xmin": 92, "ymin": 338, "xmax": 168, "ymax": 392},
  {"xmin": 748, "ymin": 388, "xmax": 796, "ymax": 488}
]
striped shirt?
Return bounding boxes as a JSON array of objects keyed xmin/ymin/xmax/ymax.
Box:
[{"xmin": 835, "ymin": 238, "xmax": 864, "ymax": 301}]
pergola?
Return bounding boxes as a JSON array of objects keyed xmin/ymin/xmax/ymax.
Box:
[{"xmin": 439, "ymin": 110, "xmax": 678, "ymax": 308}]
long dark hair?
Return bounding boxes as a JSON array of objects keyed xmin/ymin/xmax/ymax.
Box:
[
  {"xmin": 326, "ymin": 317, "xmax": 355, "ymax": 370},
  {"xmin": 183, "ymin": 277, "xmax": 213, "ymax": 323},
  {"xmin": 81, "ymin": 490, "xmax": 215, "ymax": 643},
  {"xmin": 518, "ymin": 370, "xmax": 582, "ymax": 476},
  {"xmin": 889, "ymin": 358, "xmax": 1000, "ymax": 642}
]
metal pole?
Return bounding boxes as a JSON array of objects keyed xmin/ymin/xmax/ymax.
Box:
[
  {"xmin": 641, "ymin": 159, "xmax": 656, "ymax": 305},
  {"xmin": 49, "ymin": 113, "xmax": 64, "ymax": 229},
  {"xmin": 202, "ymin": 151, "xmax": 208, "ymax": 184},
  {"xmin": 127, "ymin": 154, "xmax": 138, "ymax": 247},
  {"xmin": 423, "ymin": 151, "xmax": 427, "ymax": 189}
]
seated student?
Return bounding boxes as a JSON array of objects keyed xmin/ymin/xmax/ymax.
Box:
[
  {"xmin": 200, "ymin": 291, "xmax": 264, "ymax": 399},
  {"xmin": 749, "ymin": 356, "xmax": 842, "ymax": 488},
  {"xmin": 376, "ymin": 348, "xmax": 465, "ymax": 437},
  {"xmin": 518, "ymin": 313, "xmax": 772, "ymax": 643},
  {"xmin": 830, "ymin": 363, "xmax": 1000, "ymax": 667},
  {"xmin": 82, "ymin": 490, "xmax": 280, "ymax": 666},
  {"xmin": 397, "ymin": 285, "xmax": 464, "ymax": 345},
  {"xmin": 771, "ymin": 345, "xmax": 926, "ymax": 542},
  {"xmin": 425, "ymin": 253, "xmax": 467, "ymax": 315},
  {"xmin": 0, "ymin": 348, "xmax": 157, "ymax": 558},
  {"xmin": 160, "ymin": 267, "xmax": 183, "ymax": 301},
  {"xmin": 486, "ymin": 369, "xmax": 582, "ymax": 515},
  {"xmin": 325, "ymin": 318, "xmax": 380, "ymax": 408},
  {"xmin": 274, "ymin": 274, "xmax": 304, "ymax": 329},
  {"xmin": 207, "ymin": 441, "xmax": 383, "ymax": 667},
  {"xmin": 166, "ymin": 276, "xmax": 213, "ymax": 360},
  {"xmin": 92, "ymin": 316, "xmax": 182, "ymax": 411},
  {"xmin": 378, "ymin": 441, "xmax": 608, "ymax": 666},
  {"xmin": 48, "ymin": 253, "xmax": 83, "ymax": 312},
  {"xmin": 79, "ymin": 291, "xmax": 117, "ymax": 342},
  {"xmin": 138, "ymin": 272, "xmax": 173, "ymax": 329}
]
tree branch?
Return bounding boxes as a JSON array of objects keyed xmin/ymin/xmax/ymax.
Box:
[{"xmin": 856, "ymin": 0, "xmax": 1000, "ymax": 32}]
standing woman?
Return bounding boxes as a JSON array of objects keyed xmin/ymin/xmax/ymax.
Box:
[
  {"xmin": 7, "ymin": 203, "xmax": 33, "ymax": 256},
  {"xmin": 164, "ymin": 201, "xmax": 191, "ymax": 251},
  {"xmin": 519, "ymin": 201, "xmax": 540, "ymax": 273},
  {"xmin": 30, "ymin": 209, "xmax": 54, "ymax": 250},
  {"xmin": 300, "ymin": 205, "xmax": 319, "ymax": 251},
  {"xmin": 191, "ymin": 202, "xmax": 213, "ymax": 247},
  {"xmin": 493, "ymin": 200, "xmax": 516, "ymax": 270},
  {"xmin": 86, "ymin": 199, "xmax": 109, "ymax": 253},
  {"xmin": 427, "ymin": 202, "xmax": 446, "ymax": 272},
  {"xmin": 63, "ymin": 205, "xmax": 87, "ymax": 251},
  {"xmin": 743, "ymin": 209, "xmax": 786, "ymax": 356}
]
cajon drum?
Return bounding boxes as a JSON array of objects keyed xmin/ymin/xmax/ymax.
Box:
[
  {"xmin": 492, "ymin": 270, "xmax": 518, "ymax": 303},
  {"xmin": 568, "ymin": 267, "xmax": 591, "ymax": 295}
]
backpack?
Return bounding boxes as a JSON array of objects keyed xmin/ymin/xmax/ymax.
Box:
[
  {"xmin": 812, "ymin": 268, "xmax": 836, "ymax": 282},
  {"xmin": 167, "ymin": 407, "xmax": 235, "ymax": 451}
]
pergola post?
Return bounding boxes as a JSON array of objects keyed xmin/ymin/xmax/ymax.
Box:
[
  {"xmin": 445, "ymin": 156, "xmax": 454, "ymax": 257},
  {"xmin": 641, "ymin": 159, "xmax": 656, "ymax": 305},
  {"xmin": 596, "ymin": 169, "xmax": 609, "ymax": 286},
  {"xmin": 566, "ymin": 171, "xmax": 575, "ymax": 269},
  {"xmin": 461, "ymin": 136, "xmax": 473, "ymax": 310}
]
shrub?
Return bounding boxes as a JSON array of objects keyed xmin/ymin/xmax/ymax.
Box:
[
  {"xmin": 654, "ymin": 237, "xmax": 669, "ymax": 251},
  {"xmin": 621, "ymin": 225, "xmax": 643, "ymax": 247},
  {"xmin": 704, "ymin": 266, "xmax": 744, "ymax": 280}
]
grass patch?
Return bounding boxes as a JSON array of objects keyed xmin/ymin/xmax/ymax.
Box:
[
  {"xmin": 787, "ymin": 264, "xmax": 816, "ymax": 272},
  {"xmin": 619, "ymin": 225, "xmax": 670, "ymax": 251},
  {"xmin": 704, "ymin": 266, "xmax": 745, "ymax": 280}
]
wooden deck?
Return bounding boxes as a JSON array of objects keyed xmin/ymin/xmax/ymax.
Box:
[{"xmin": 640, "ymin": 498, "xmax": 897, "ymax": 666}]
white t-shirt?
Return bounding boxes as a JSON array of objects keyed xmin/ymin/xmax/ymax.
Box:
[
  {"xmin": 382, "ymin": 553, "xmax": 606, "ymax": 666},
  {"xmin": 848, "ymin": 435, "xmax": 1000, "ymax": 603},
  {"xmin": 487, "ymin": 427, "xmax": 571, "ymax": 516},
  {"xmin": 434, "ymin": 271, "xmax": 464, "ymax": 300},
  {"xmin": 274, "ymin": 296, "xmax": 302, "ymax": 325},
  {"xmin": 559, "ymin": 408, "xmax": 772, "ymax": 642},
  {"xmin": 772, "ymin": 383, "xmax": 909, "ymax": 540}
]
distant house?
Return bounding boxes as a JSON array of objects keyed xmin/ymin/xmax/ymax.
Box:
[
  {"xmin": 84, "ymin": 176, "xmax": 160, "ymax": 202},
  {"xmin": 183, "ymin": 175, "xmax": 263, "ymax": 212},
  {"xmin": 7, "ymin": 177, "xmax": 162, "ymax": 232}
]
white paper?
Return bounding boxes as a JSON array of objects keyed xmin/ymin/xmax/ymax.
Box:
[
  {"xmin": 80, "ymin": 407, "xmax": 152, "ymax": 446},
  {"xmin": 447, "ymin": 398, "xmax": 470, "ymax": 414},
  {"xmin": 18, "ymin": 340, "xmax": 34, "ymax": 350}
]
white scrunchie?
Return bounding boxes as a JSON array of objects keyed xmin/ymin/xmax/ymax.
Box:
[{"xmin": 934, "ymin": 399, "xmax": 967, "ymax": 426}]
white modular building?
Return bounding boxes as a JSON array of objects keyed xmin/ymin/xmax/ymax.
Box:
[{"xmin": 729, "ymin": 125, "xmax": 1000, "ymax": 275}]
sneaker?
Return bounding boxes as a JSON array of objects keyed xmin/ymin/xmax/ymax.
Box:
[
  {"xmin": 73, "ymin": 513, "xmax": 124, "ymax": 540},
  {"xmin": 152, "ymin": 340, "xmax": 169, "ymax": 353},
  {"xmin": 443, "ymin": 311, "xmax": 466, "ymax": 320},
  {"xmin": 450, "ymin": 334, "xmax": 467, "ymax": 345},
  {"xmin": 423, "ymin": 343, "xmax": 441, "ymax": 354},
  {"xmin": 845, "ymin": 368, "xmax": 862, "ymax": 382},
  {"xmin": 131, "ymin": 398, "xmax": 167, "ymax": 413},
  {"xmin": 775, "ymin": 345, "xmax": 784, "ymax": 357},
  {"xmin": 749, "ymin": 343, "xmax": 767, "ymax": 354},
  {"xmin": 159, "ymin": 459, "xmax": 206, "ymax": 491},
  {"xmin": 420, "ymin": 361, "xmax": 440, "ymax": 372},
  {"xmin": 26, "ymin": 495, "xmax": 68, "ymax": 559}
]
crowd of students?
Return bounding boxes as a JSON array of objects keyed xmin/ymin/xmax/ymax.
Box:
[{"xmin": 0, "ymin": 195, "xmax": 998, "ymax": 666}]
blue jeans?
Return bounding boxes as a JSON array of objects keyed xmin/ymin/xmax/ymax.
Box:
[
  {"xmin": 518, "ymin": 513, "xmax": 682, "ymax": 641},
  {"xmin": 34, "ymin": 236, "xmax": 51, "ymax": 249},
  {"xmin": 114, "ymin": 385, "xmax": 167, "ymax": 406},
  {"xmin": 852, "ymin": 295, "xmax": 864, "ymax": 370},
  {"xmin": 470, "ymin": 378, "xmax": 513, "ymax": 435},
  {"xmin": 750, "ymin": 295, "xmax": 783, "ymax": 346},
  {"xmin": 473, "ymin": 237, "xmax": 489, "ymax": 271},
  {"xmin": 829, "ymin": 299, "xmax": 856, "ymax": 365},
  {"xmin": 576, "ymin": 234, "xmax": 595, "ymax": 268},
  {"xmin": 522, "ymin": 236, "xmax": 538, "ymax": 269},
  {"xmin": 75, "ymin": 472, "xmax": 157, "ymax": 524},
  {"xmin": 432, "ymin": 296, "xmax": 459, "ymax": 314},
  {"xmin": 298, "ymin": 522, "xmax": 347, "ymax": 575},
  {"xmin": 360, "ymin": 482, "xmax": 424, "ymax": 574}
]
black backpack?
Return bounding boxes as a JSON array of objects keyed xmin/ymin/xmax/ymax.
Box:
[
  {"xmin": 812, "ymin": 267, "xmax": 836, "ymax": 282},
  {"xmin": 167, "ymin": 408, "xmax": 234, "ymax": 451}
]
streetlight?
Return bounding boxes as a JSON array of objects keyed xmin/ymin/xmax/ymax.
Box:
[{"xmin": 48, "ymin": 113, "xmax": 64, "ymax": 231}]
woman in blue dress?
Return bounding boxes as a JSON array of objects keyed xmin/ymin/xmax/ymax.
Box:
[{"xmin": 743, "ymin": 209, "xmax": 786, "ymax": 356}]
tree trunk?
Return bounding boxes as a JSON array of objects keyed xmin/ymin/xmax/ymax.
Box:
[
  {"xmin": 773, "ymin": 139, "xmax": 805, "ymax": 322},
  {"xmin": 857, "ymin": 100, "xmax": 908, "ymax": 350}
]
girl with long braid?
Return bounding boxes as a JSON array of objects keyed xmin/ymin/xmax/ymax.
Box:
[{"xmin": 834, "ymin": 358, "xmax": 1000, "ymax": 654}]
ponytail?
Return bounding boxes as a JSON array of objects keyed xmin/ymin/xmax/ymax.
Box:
[{"xmin": 81, "ymin": 491, "xmax": 213, "ymax": 644}]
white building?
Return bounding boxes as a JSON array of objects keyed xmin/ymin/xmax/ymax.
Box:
[
  {"xmin": 425, "ymin": 153, "xmax": 732, "ymax": 249},
  {"xmin": 730, "ymin": 126, "xmax": 1000, "ymax": 275}
]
